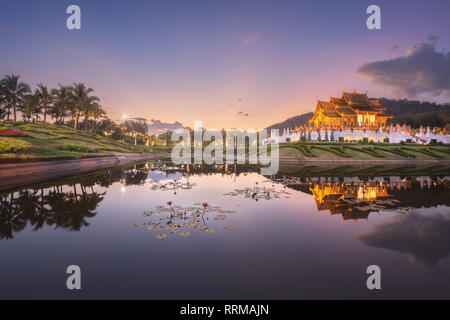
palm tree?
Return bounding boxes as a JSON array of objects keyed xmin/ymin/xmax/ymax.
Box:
[
  {"xmin": 1, "ymin": 74, "xmax": 30, "ymax": 123},
  {"xmin": 90, "ymin": 103, "xmax": 106, "ymax": 130},
  {"xmin": 22, "ymin": 95, "xmax": 39, "ymax": 123},
  {"xmin": 69, "ymin": 83, "xmax": 99, "ymax": 131},
  {"xmin": 51, "ymin": 85, "xmax": 71, "ymax": 125},
  {"xmin": 34, "ymin": 83, "xmax": 53, "ymax": 127},
  {"xmin": 0, "ymin": 81, "xmax": 7, "ymax": 120},
  {"xmin": 83, "ymin": 101, "xmax": 104, "ymax": 131}
]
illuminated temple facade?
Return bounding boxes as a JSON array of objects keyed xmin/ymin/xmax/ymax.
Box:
[{"xmin": 310, "ymin": 90, "xmax": 392, "ymax": 129}]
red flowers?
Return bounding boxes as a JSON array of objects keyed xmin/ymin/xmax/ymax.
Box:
[
  {"xmin": 202, "ymin": 202, "xmax": 208, "ymax": 208},
  {"xmin": 167, "ymin": 201, "xmax": 173, "ymax": 206},
  {"xmin": 0, "ymin": 130, "xmax": 26, "ymax": 137}
]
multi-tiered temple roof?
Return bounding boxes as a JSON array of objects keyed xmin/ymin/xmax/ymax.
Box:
[{"xmin": 310, "ymin": 90, "xmax": 392, "ymax": 128}]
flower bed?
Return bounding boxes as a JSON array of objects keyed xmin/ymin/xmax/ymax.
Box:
[
  {"xmin": 0, "ymin": 130, "xmax": 27, "ymax": 137},
  {"xmin": 0, "ymin": 137, "xmax": 32, "ymax": 153}
]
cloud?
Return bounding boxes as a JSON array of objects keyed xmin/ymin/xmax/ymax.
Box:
[
  {"xmin": 358, "ymin": 209, "xmax": 450, "ymax": 267},
  {"xmin": 356, "ymin": 43, "xmax": 450, "ymax": 97},
  {"xmin": 242, "ymin": 33, "xmax": 261, "ymax": 47},
  {"xmin": 426, "ymin": 34, "xmax": 439, "ymax": 42}
]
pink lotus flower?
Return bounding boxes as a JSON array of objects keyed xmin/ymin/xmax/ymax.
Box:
[
  {"xmin": 202, "ymin": 202, "xmax": 208, "ymax": 208},
  {"xmin": 167, "ymin": 201, "xmax": 173, "ymax": 206}
]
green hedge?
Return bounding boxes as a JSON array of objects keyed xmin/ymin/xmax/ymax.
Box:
[{"xmin": 59, "ymin": 143, "xmax": 92, "ymax": 153}]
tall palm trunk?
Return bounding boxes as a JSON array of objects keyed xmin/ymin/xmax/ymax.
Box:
[
  {"xmin": 13, "ymin": 105, "xmax": 17, "ymax": 123},
  {"xmin": 43, "ymin": 106, "xmax": 47, "ymax": 127},
  {"xmin": 74, "ymin": 110, "xmax": 80, "ymax": 131},
  {"xmin": 84, "ymin": 110, "xmax": 89, "ymax": 131}
]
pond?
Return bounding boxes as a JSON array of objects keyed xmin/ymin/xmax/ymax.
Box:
[{"xmin": 1, "ymin": 161, "xmax": 450, "ymax": 299}]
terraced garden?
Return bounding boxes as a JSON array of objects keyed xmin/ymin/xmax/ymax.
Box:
[
  {"xmin": 0, "ymin": 123, "xmax": 172, "ymax": 163},
  {"xmin": 266, "ymin": 141, "xmax": 450, "ymax": 160}
]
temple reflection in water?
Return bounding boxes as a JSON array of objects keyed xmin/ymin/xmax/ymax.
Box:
[
  {"xmin": 1, "ymin": 161, "xmax": 449, "ymax": 240},
  {"xmin": 282, "ymin": 176, "xmax": 450, "ymax": 223}
]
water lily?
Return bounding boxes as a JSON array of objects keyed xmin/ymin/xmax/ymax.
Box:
[{"xmin": 134, "ymin": 222, "xmax": 146, "ymax": 227}]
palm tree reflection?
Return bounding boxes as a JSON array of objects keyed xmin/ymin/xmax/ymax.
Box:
[{"xmin": 0, "ymin": 183, "xmax": 105, "ymax": 240}]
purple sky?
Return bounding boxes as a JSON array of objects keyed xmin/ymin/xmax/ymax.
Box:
[{"xmin": 1, "ymin": 0, "xmax": 450, "ymax": 128}]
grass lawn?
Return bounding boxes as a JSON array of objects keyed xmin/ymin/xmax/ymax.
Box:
[
  {"xmin": 268, "ymin": 141, "xmax": 450, "ymax": 160},
  {"xmin": 0, "ymin": 122, "xmax": 172, "ymax": 163}
]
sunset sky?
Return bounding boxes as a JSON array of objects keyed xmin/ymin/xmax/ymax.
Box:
[{"xmin": 1, "ymin": 0, "xmax": 450, "ymax": 129}]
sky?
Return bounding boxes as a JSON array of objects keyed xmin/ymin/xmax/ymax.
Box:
[{"xmin": 1, "ymin": 0, "xmax": 450, "ymax": 129}]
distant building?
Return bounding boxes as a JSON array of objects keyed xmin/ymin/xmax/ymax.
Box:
[{"xmin": 309, "ymin": 90, "xmax": 392, "ymax": 129}]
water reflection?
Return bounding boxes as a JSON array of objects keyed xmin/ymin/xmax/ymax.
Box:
[
  {"xmin": 1, "ymin": 161, "xmax": 450, "ymax": 299},
  {"xmin": 278, "ymin": 177, "xmax": 450, "ymax": 223},
  {"xmin": 0, "ymin": 163, "xmax": 152, "ymax": 240},
  {"xmin": 223, "ymin": 182, "xmax": 291, "ymax": 201},
  {"xmin": 0, "ymin": 186, "xmax": 104, "ymax": 240},
  {"xmin": 1, "ymin": 161, "xmax": 449, "ymax": 243},
  {"xmin": 358, "ymin": 209, "xmax": 450, "ymax": 267}
]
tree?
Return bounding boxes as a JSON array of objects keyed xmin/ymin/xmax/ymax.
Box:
[
  {"xmin": 34, "ymin": 83, "xmax": 53, "ymax": 127},
  {"xmin": 330, "ymin": 130, "xmax": 335, "ymax": 142},
  {"xmin": 97, "ymin": 118, "xmax": 117, "ymax": 135},
  {"xmin": 111, "ymin": 126, "xmax": 125, "ymax": 140},
  {"xmin": 83, "ymin": 102, "xmax": 105, "ymax": 131},
  {"xmin": 22, "ymin": 95, "xmax": 39, "ymax": 123},
  {"xmin": 0, "ymin": 81, "xmax": 7, "ymax": 120},
  {"xmin": 69, "ymin": 83, "xmax": 99, "ymax": 131},
  {"xmin": 90, "ymin": 103, "xmax": 106, "ymax": 130},
  {"xmin": 1, "ymin": 74, "xmax": 30, "ymax": 123},
  {"xmin": 51, "ymin": 85, "xmax": 71, "ymax": 125}
]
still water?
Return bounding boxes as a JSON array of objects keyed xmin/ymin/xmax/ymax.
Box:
[{"xmin": 1, "ymin": 161, "xmax": 450, "ymax": 299}]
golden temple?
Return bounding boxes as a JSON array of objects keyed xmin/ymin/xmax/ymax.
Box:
[{"xmin": 309, "ymin": 90, "xmax": 392, "ymax": 129}]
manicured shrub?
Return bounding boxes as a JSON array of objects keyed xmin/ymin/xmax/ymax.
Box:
[
  {"xmin": 0, "ymin": 137, "xmax": 32, "ymax": 153},
  {"xmin": 59, "ymin": 143, "xmax": 91, "ymax": 153}
]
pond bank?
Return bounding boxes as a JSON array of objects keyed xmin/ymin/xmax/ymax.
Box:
[
  {"xmin": 0, "ymin": 153, "xmax": 170, "ymax": 192},
  {"xmin": 3, "ymin": 154, "xmax": 450, "ymax": 192}
]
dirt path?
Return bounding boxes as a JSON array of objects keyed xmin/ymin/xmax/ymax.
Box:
[{"xmin": 0, "ymin": 153, "xmax": 170, "ymax": 192}]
